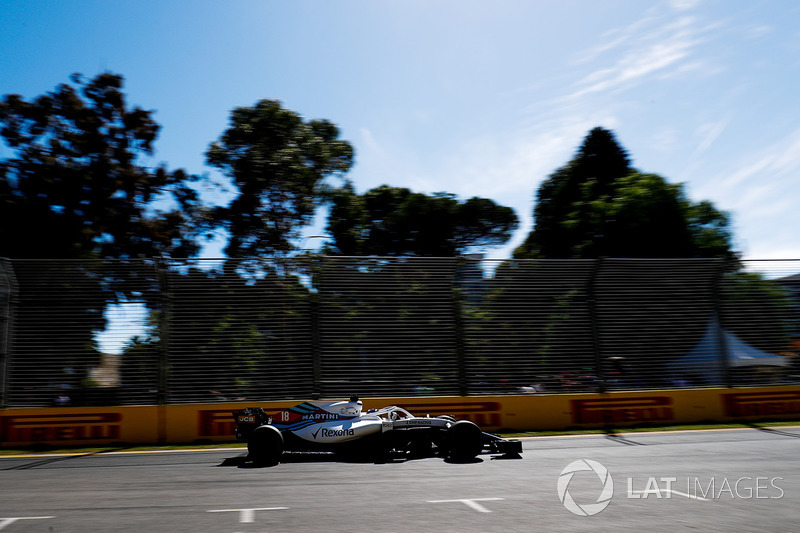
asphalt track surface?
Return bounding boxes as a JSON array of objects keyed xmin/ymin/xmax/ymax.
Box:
[{"xmin": 1, "ymin": 427, "xmax": 799, "ymax": 533}]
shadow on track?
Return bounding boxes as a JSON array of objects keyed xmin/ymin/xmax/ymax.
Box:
[
  {"xmin": 604, "ymin": 428, "xmax": 646, "ymax": 446},
  {"xmin": 218, "ymin": 451, "xmax": 489, "ymax": 468},
  {"xmin": 745, "ymin": 423, "xmax": 800, "ymax": 438}
]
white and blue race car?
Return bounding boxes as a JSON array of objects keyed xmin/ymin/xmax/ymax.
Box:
[{"xmin": 232, "ymin": 395, "xmax": 522, "ymax": 465}]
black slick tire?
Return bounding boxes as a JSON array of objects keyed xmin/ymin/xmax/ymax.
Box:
[
  {"xmin": 247, "ymin": 425, "xmax": 283, "ymax": 466},
  {"xmin": 445, "ymin": 420, "xmax": 483, "ymax": 462}
]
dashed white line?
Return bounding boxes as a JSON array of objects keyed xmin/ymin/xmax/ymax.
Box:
[
  {"xmin": 207, "ymin": 507, "xmax": 289, "ymax": 523},
  {"xmin": 0, "ymin": 517, "xmax": 54, "ymax": 531},
  {"xmin": 427, "ymin": 498, "xmax": 505, "ymax": 513}
]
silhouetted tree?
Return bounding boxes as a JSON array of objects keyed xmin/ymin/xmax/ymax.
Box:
[
  {"xmin": 0, "ymin": 73, "xmax": 205, "ymax": 405},
  {"xmin": 205, "ymin": 99, "xmax": 354, "ymax": 257},
  {"xmin": 0, "ymin": 72, "xmax": 201, "ymax": 259},
  {"xmin": 514, "ymin": 127, "xmax": 734, "ymax": 259},
  {"xmin": 325, "ymin": 184, "xmax": 518, "ymax": 256}
]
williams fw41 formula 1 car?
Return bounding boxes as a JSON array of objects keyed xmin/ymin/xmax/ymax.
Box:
[{"xmin": 232, "ymin": 395, "xmax": 522, "ymax": 465}]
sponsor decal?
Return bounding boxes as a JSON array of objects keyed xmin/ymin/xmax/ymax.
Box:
[
  {"xmin": 274, "ymin": 406, "xmax": 344, "ymax": 426},
  {"xmin": 0, "ymin": 413, "xmax": 122, "ymax": 442},
  {"xmin": 722, "ymin": 391, "xmax": 800, "ymax": 417},
  {"xmin": 570, "ymin": 397, "xmax": 674, "ymax": 425},
  {"xmin": 301, "ymin": 413, "xmax": 339, "ymax": 421},
  {"xmin": 311, "ymin": 427, "xmax": 355, "ymax": 439}
]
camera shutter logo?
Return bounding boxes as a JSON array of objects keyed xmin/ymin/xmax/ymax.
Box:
[{"xmin": 558, "ymin": 459, "xmax": 614, "ymax": 516}]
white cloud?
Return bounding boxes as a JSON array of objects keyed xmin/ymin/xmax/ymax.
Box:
[
  {"xmin": 669, "ymin": 0, "xmax": 703, "ymax": 12},
  {"xmin": 743, "ymin": 24, "xmax": 773, "ymax": 39},
  {"xmin": 359, "ymin": 127, "xmax": 386, "ymax": 158},
  {"xmin": 568, "ymin": 18, "xmax": 698, "ymax": 100},
  {"xmin": 717, "ymin": 129, "xmax": 800, "ymax": 191},
  {"xmin": 651, "ymin": 128, "xmax": 681, "ymax": 155},
  {"xmin": 691, "ymin": 127, "xmax": 800, "ymax": 259},
  {"xmin": 693, "ymin": 117, "xmax": 730, "ymax": 156},
  {"xmin": 348, "ymin": 1, "xmax": 797, "ymax": 262}
]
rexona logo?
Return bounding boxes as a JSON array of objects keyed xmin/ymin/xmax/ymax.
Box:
[
  {"xmin": 557, "ymin": 459, "xmax": 614, "ymax": 516},
  {"xmin": 311, "ymin": 427, "xmax": 355, "ymax": 439}
]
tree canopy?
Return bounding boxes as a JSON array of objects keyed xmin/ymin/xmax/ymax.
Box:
[
  {"xmin": 514, "ymin": 127, "xmax": 735, "ymax": 260},
  {"xmin": 0, "ymin": 73, "xmax": 201, "ymax": 259},
  {"xmin": 205, "ymin": 99, "xmax": 354, "ymax": 257},
  {"xmin": 324, "ymin": 184, "xmax": 519, "ymax": 256},
  {"xmin": 1, "ymin": 77, "xmax": 736, "ymax": 263}
]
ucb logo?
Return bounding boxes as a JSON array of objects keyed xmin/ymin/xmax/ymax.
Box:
[{"xmin": 557, "ymin": 459, "xmax": 614, "ymax": 516}]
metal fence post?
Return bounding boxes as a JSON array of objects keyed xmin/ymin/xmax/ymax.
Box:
[
  {"xmin": 587, "ymin": 257, "xmax": 606, "ymax": 393},
  {"xmin": 713, "ymin": 260, "xmax": 732, "ymax": 388},
  {"xmin": 453, "ymin": 256, "xmax": 469, "ymax": 397},
  {"xmin": 310, "ymin": 255, "xmax": 322, "ymax": 399},
  {"xmin": 0, "ymin": 258, "xmax": 17, "ymax": 408},
  {"xmin": 155, "ymin": 257, "xmax": 171, "ymax": 405}
]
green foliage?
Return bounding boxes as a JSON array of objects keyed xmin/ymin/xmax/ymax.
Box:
[
  {"xmin": 205, "ymin": 99, "xmax": 354, "ymax": 257},
  {"xmin": 0, "ymin": 73, "xmax": 201, "ymax": 259},
  {"xmin": 685, "ymin": 200, "xmax": 735, "ymax": 258},
  {"xmin": 514, "ymin": 127, "xmax": 735, "ymax": 260},
  {"xmin": 325, "ymin": 184, "xmax": 518, "ymax": 256},
  {"xmin": 143, "ymin": 261, "xmax": 316, "ymax": 401},
  {"xmin": 314, "ymin": 256, "xmax": 461, "ymax": 395},
  {"xmin": 721, "ymin": 271, "xmax": 793, "ymax": 353}
]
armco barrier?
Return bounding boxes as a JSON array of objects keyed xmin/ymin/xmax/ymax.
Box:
[{"xmin": 2, "ymin": 386, "xmax": 799, "ymax": 447}]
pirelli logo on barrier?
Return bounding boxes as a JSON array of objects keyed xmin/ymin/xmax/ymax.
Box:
[
  {"xmin": 723, "ymin": 391, "xmax": 800, "ymax": 418},
  {"xmin": 0, "ymin": 413, "xmax": 122, "ymax": 443},
  {"xmin": 199, "ymin": 410, "xmax": 237, "ymax": 437},
  {"xmin": 571, "ymin": 397, "xmax": 675, "ymax": 425}
]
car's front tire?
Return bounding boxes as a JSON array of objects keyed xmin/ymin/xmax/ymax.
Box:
[
  {"xmin": 248, "ymin": 425, "xmax": 283, "ymax": 466},
  {"xmin": 445, "ymin": 420, "xmax": 483, "ymax": 462}
]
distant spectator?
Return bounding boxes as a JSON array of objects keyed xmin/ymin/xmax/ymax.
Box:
[{"xmin": 53, "ymin": 393, "xmax": 71, "ymax": 406}]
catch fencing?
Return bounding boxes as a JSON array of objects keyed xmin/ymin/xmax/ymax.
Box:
[{"xmin": 0, "ymin": 256, "xmax": 798, "ymax": 407}]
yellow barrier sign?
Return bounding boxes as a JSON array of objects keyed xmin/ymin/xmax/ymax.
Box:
[
  {"xmin": 721, "ymin": 390, "xmax": 800, "ymax": 418},
  {"xmin": 569, "ymin": 396, "xmax": 675, "ymax": 425},
  {"xmin": 0, "ymin": 406, "xmax": 159, "ymax": 447},
  {"xmin": 2, "ymin": 386, "xmax": 799, "ymax": 447}
]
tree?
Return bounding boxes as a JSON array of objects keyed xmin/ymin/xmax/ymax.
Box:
[
  {"xmin": 0, "ymin": 73, "xmax": 201, "ymax": 259},
  {"xmin": 324, "ymin": 184, "xmax": 519, "ymax": 256},
  {"xmin": 205, "ymin": 99, "xmax": 354, "ymax": 257},
  {"xmin": 514, "ymin": 127, "xmax": 735, "ymax": 259},
  {"xmin": 0, "ymin": 73, "xmax": 206, "ymax": 405}
]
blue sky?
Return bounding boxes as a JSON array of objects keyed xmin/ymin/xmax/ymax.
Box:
[{"xmin": 2, "ymin": 0, "xmax": 799, "ymax": 261}]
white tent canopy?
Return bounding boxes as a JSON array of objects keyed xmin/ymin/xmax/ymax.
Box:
[{"xmin": 668, "ymin": 318, "xmax": 788, "ymax": 385}]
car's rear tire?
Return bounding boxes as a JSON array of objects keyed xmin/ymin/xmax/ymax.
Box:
[
  {"xmin": 445, "ymin": 420, "xmax": 483, "ymax": 462},
  {"xmin": 248, "ymin": 425, "xmax": 283, "ymax": 466}
]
